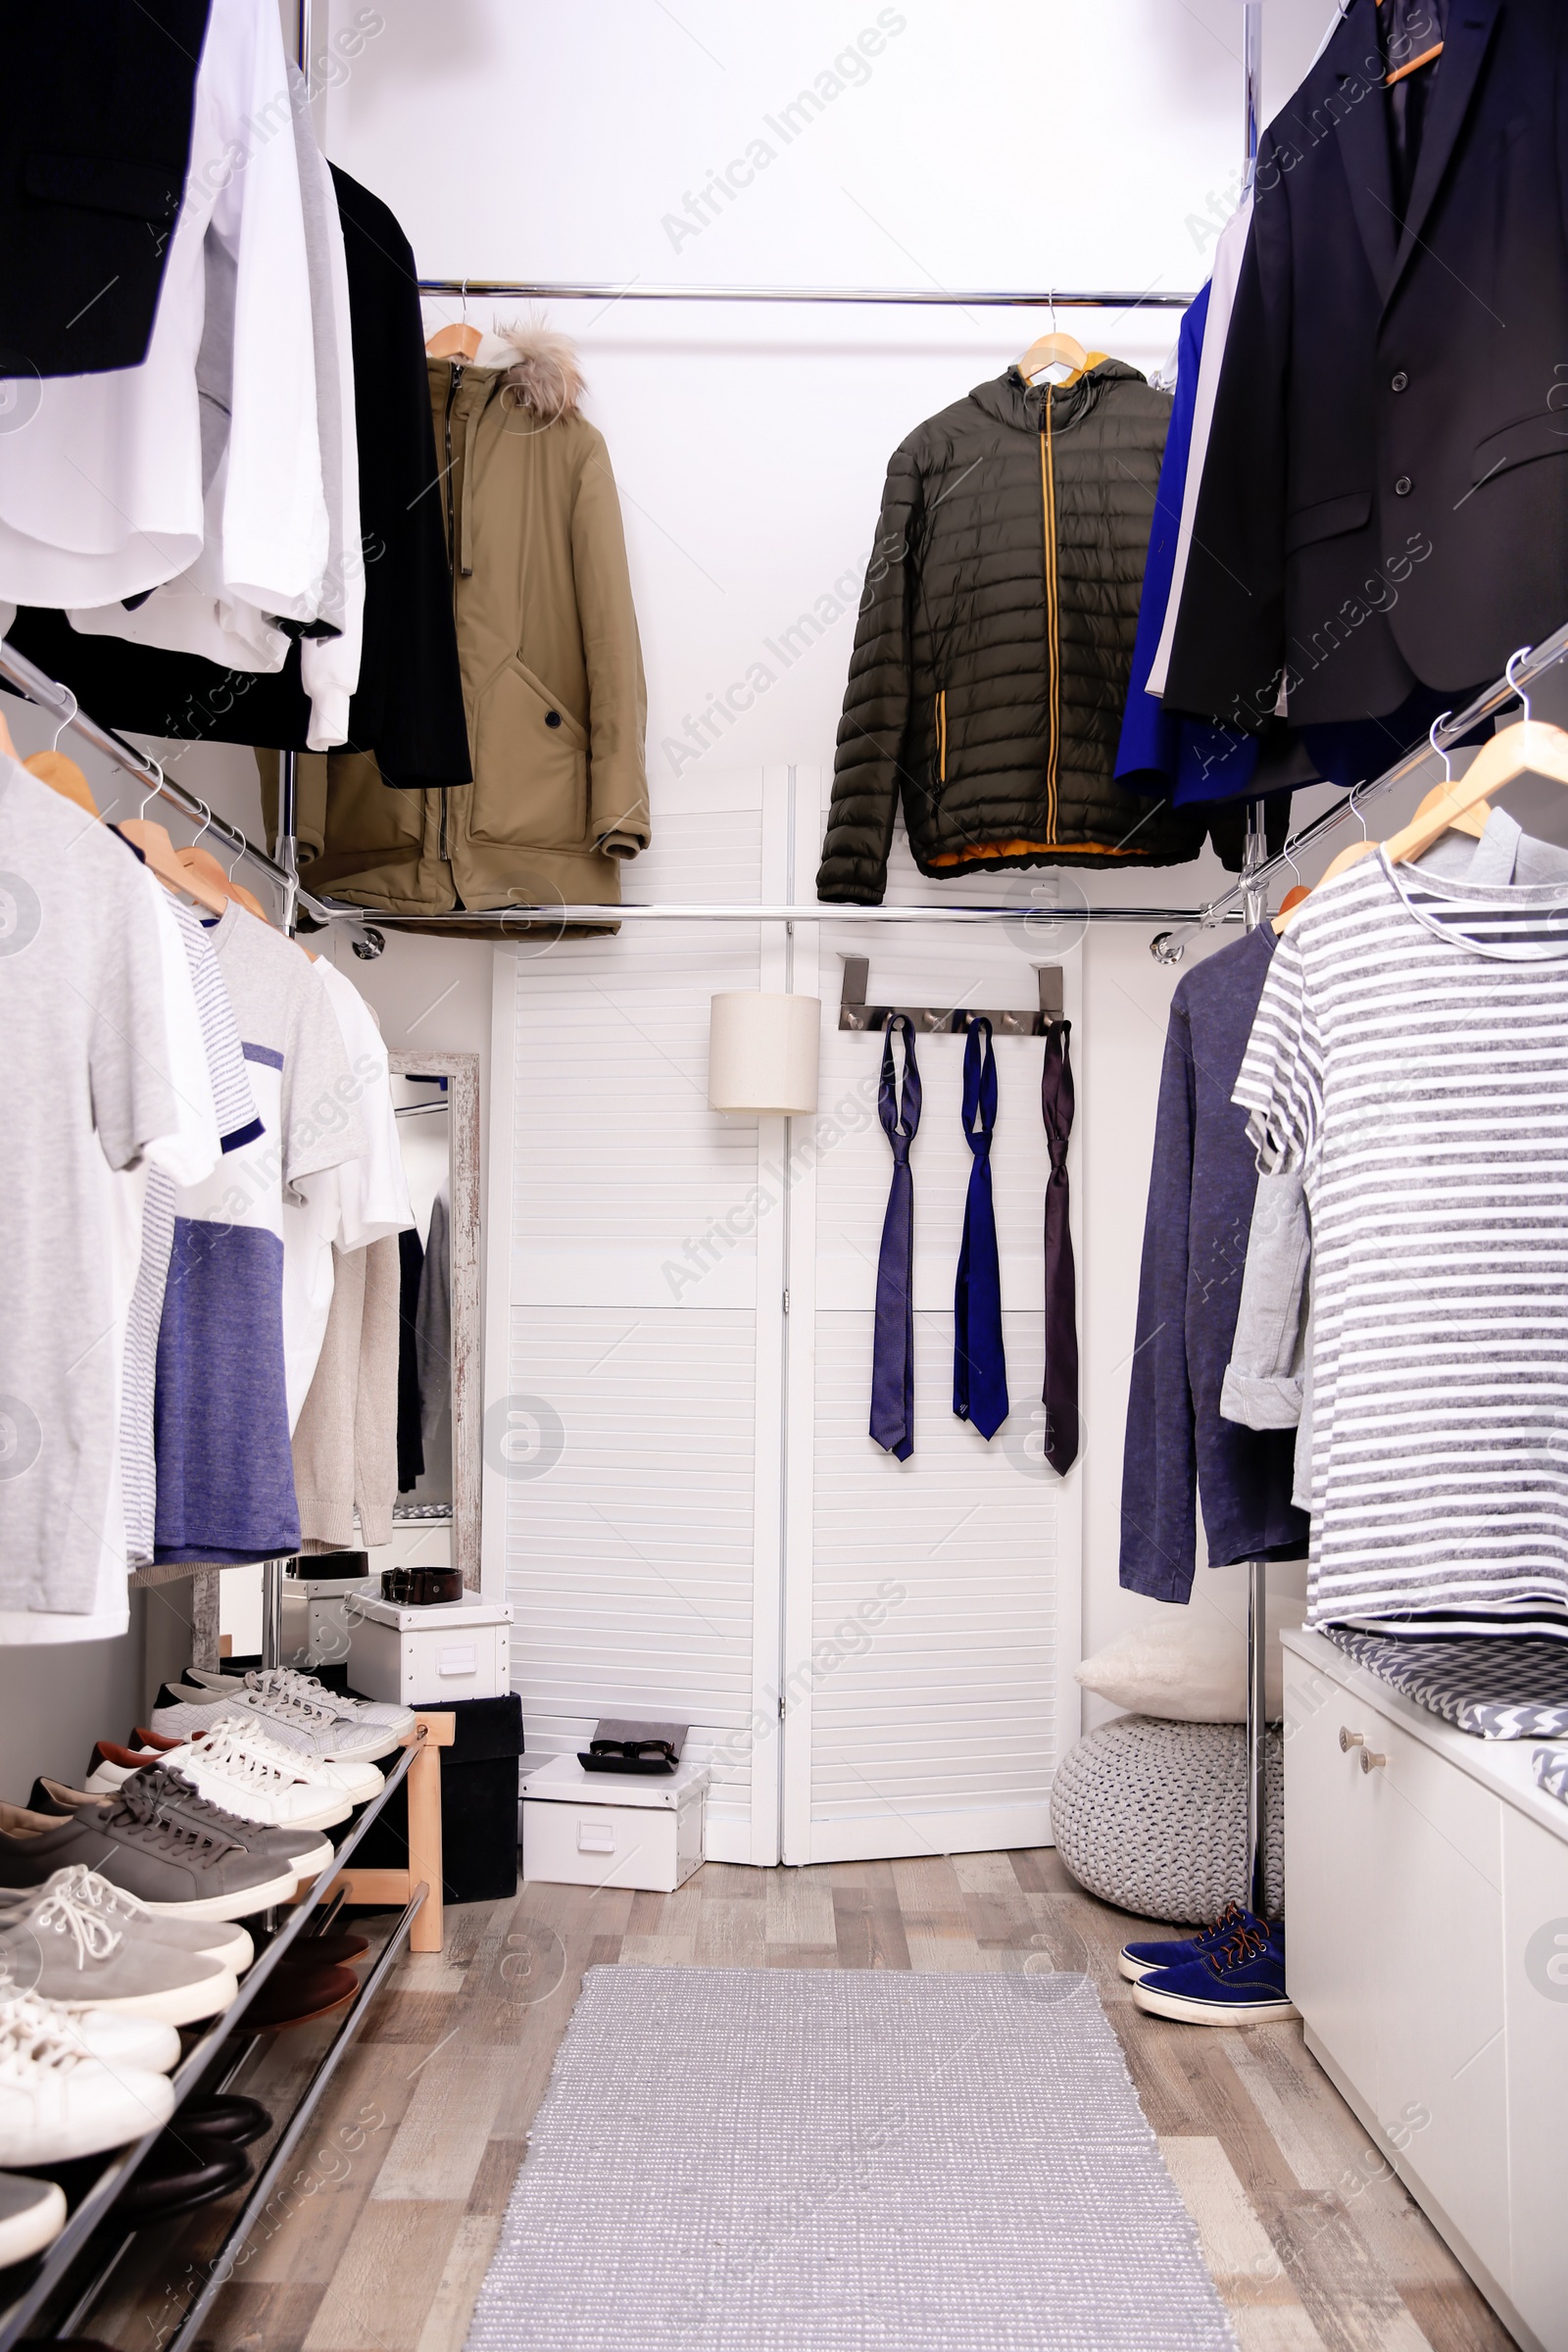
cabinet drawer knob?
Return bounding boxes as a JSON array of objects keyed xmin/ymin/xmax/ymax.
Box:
[
  {"xmin": 1359, "ymin": 1748, "xmax": 1387, "ymax": 1774},
  {"xmin": 1339, "ymin": 1727, "xmax": 1365, "ymax": 1751}
]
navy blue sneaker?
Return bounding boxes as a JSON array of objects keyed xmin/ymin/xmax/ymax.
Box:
[
  {"xmin": 1130, "ymin": 1920, "xmax": 1297, "ymax": 2025},
  {"xmin": 1118, "ymin": 1903, "xmax": 1280, "ymax": 1984}
]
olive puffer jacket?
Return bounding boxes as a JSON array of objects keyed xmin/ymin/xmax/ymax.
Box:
[{"xmin": 816, "ymin": 362, "xmax": 1210, "ymax": 903}]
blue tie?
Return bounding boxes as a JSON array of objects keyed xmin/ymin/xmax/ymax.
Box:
[
  {"xmin": 954, "ymin": 1016, "xmax": 1008, "ymax": 1439},
  {"xmin": 870, "ymin": 1015, "xmax": 921, "ymax": 1460}
]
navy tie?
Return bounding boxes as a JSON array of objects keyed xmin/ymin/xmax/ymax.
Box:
[
  {"xmin": 1041, "ymin": 1018, "xmax": 1079, "ymax": 1475},
  {"xmin": 954, "ymin": 1016, "xmax": 1008, "ymax": 1439},
  {"xmin": 870, "ymin": 1015, "xmax": 921, "ymax": 1460}
]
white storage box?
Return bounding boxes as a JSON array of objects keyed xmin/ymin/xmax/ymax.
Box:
[
  {"xmin": 344, "ymin": 1592, "xmax": 513, "ymax": 1706},
  {"xmin": 281, "ymin": 1575, "xmax": 379, "ymax": 1675},
  {"xmin": 521, "ymin": 1752, "xmax": 709, "ymax": 1892}
]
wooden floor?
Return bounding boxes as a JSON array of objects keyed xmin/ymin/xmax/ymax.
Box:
[{"xmin": 87, "ymin": 1851, "xmax": 1515, "ymax": 2352}]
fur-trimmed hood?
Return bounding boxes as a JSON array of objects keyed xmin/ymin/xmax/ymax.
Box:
[{"xmin": 495, "ymin": 323, "xmax": 584, "ymax": 424}]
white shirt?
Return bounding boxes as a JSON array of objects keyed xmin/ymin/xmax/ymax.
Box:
[
  {"xmin": 280, "ymin": 957, "xmax": 412, "ymax": 1429},
  {"xmin": 0, "ymin": 0, "xmax": 326, "ymax": 621}
]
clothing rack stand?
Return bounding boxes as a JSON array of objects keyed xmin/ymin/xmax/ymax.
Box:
[
  {"xmin": 417, "ymin": 279, "xmax": 1198, "ymax": 309},
  {"xmin": 1150, "ymin": 616, "xmax": 1568, "ymax": 968}
]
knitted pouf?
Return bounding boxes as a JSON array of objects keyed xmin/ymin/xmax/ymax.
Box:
[{"xmin": 1051, "ymin": 1715, "xmax": 1285, "ymax": 1925}]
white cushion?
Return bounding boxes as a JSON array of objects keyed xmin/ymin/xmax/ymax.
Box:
[{"xmin": 1075, "ymin": 1603, "xmax": 1305, "ymax": 1723}]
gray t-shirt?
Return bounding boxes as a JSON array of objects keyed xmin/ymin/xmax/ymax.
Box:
[{"xmin": 0, "ymin": 756, "xmax": 176, "ymax": 1609}]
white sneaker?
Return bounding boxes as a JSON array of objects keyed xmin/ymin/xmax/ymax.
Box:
[
  {"xmin": 0, "ymin": 1988, "xmax": 180, "ymax": 2077},
  {"xmin": 0, "ymin": 2001, "xmax": 174, "ymax": 2166},
  {"xmin": 158, "ymin": 1724, "xmax": 351, "ymax": 1833},
  {"xmin": 188, "ymin": 1718, "xmax": 379, "ymax": 1810},
  {"xmin": 46, "ymin": 1865, "xmax": 253, "ymax": 1977}
]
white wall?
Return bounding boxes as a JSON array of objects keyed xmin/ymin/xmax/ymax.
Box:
[{"xmin": 3, "ymin": 1, "xmax": 1344, "ymax": 1769}]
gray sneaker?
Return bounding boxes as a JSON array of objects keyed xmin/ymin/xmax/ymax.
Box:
[
  {"xmin": 32, "ymin": 1775, "xmax": 332, "ymax": 1886},
  {"xmin": 185, "ymin": 1666, "xmax": 416, "ymax": 1740},
  {"xmin": 0, "ymin": 2170, "xmax": 66, "ymax": 2267},
  {"xmin": 0, "ymin": 1788, "xmax": 296, "ymax": 1921},
  {"xmin": 0, "ymin": 1878, "xmax": 237, "ymax": 2025},
  {"xmin": 43, "ymin": 1864, "xmax": 253, "ymax": 1975}
]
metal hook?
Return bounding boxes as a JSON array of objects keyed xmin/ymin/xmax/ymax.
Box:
[
  {"xmin": 188, "ymin": 797, "xmax": 215, "ymax": 855},
  {"xmin": 50, "ymin": 685, "xmax": 77, "ymax": 752},
  {"xmin": 135, "ymin": 755, "xmax": 167, "ymax": 817},
  {"xmin": 1505, "ymin": 645, "xmax": 1534, "ymax": 726},
  {"xmin": 1429, "ymin": 710, "xmax": 1454, "ymax": 791}
]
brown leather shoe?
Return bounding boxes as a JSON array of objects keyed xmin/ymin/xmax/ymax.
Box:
[{"xmin": 247, "ymin": 1961, "xmax": 361, "ymax": 2030}]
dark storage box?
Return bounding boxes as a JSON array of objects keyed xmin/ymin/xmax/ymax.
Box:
[{"xmin": 349, "ymin": 1690, "xmax": 522, "ymax": 1905}]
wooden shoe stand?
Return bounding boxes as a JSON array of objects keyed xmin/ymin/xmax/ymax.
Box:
[
  {"xmin": 301, "ymin": 1709, "xmax": 455, "ymax": 1952},
  {"xmin": 0, "ymin": 1714, "xmax": 455, "ymax": 2348}
]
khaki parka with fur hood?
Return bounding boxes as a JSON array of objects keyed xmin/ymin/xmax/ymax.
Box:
[{"xmin": 271, "ymin": 328, "xmax": 649, "ymax": 928}]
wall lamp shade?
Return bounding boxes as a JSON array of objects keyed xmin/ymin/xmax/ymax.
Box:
[{"xmin": 708, "ymin": 992, "xmax": 820, "ymax": 1114}]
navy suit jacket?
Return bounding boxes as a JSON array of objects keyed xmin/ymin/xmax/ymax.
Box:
[{"xmin": 1165, "ymin": 0, "xmax": 1568, "ymax": 729}]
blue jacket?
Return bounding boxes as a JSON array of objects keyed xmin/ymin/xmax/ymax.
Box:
[{"xmin": 1119, "ymin": 924, "xmax": 1308, "ymax": 1601}]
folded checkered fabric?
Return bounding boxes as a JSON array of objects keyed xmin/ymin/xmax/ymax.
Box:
[
  {"xmin": 1321, "ymin": 1628, "xmax": 1568, "ymax": 1740},
  {"xmin": 1535, "ymin": 1748, "xmax": 1568, "ymax": 1806}
]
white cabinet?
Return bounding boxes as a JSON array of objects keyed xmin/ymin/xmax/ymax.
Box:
[{"xmin": 1282, "ymin": 1629, "xmax": 1568, "ymax": 2352}]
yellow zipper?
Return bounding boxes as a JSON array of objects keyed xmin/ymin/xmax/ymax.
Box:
[
  {"xmin": 936, "ymin": 689, "xmax": 948, "ymax": 784},
  {"xmin": 1040, "ymin": 396, "xmax": 1059, "ymax": 843}
]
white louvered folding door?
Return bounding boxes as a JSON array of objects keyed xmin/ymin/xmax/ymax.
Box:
[{"xmin": 486, "ymin": 765, "xmax": 1081, "ymax": 1869}]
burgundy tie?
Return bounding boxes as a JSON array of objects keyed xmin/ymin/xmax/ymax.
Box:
[{"xmin": 1041, "ymin": 1019, "xmax": 1079, "ymax": 1475}]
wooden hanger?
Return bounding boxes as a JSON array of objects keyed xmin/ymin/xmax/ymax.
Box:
[
  {"xmin": 426, "ymin": 321, "xmax": 482, "ymax": 361},
  {"xmin": 175, "ymin": 842, "xmax": 268, "ymax": 921},
  {"xmin": 1276, "ymin": 707, "xmax": 1501, "ymax": 930},
  {"xmin": 1381, "ymin": 656, "xmax": 1568, "ymax": 867},
  {"xmin": 119, "ymin": 790, "xmax": 230, "ymax": 914},
  {"xmin": 0, "ymin": 705, "xmax": 17, "ymax": 760},
  {"xmin": 24, "ymin": 748, "xmax": 98, "ymax": 817},
  {"xmin": 1017, "ymin": 328, "xmax": 1095, "ymax": 388}
]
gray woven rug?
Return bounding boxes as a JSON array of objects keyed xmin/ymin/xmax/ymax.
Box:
[{"xmin": 466, "ymin": 1966, "xmax": 1236, "ymax": 2351}]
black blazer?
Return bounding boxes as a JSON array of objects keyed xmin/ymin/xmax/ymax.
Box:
[
  {"xmin": 0, "ymin": 3, "xmax": 212, "ymax": 378},
  {"xmin": 1165, "ymin": 0, "xmax": 1568, "ymax": 730}
]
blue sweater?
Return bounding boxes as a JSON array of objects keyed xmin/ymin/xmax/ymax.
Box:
[{"xmin": 1119, "ymin": 923, "xmax": 1308, "ymax": 1602}]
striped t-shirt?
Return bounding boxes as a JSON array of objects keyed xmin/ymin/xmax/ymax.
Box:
[{"xmin": 1233, "ymin": 849, "xmax": 1568, "ymax": 1629}]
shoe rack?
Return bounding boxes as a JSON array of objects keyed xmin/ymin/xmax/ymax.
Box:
[{"xmin": 0, "ymin": 1712, "xmax": 453, "ymax": 2351}]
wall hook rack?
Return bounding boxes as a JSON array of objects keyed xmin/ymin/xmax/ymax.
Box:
[{"xmin": 837, "ymin": 956, "xmax": 1064, "ymax": 1035}]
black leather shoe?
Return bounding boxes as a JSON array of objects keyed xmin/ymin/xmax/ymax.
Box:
[
  {"xmin": 177, "ymin": 2093, "xmax": 271, "ymax": 2146},
  {"xmin": 115, "ymin": 2141, "xmax": 250, "ymax": 2222}
]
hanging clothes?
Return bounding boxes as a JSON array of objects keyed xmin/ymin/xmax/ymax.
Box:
[
  {"xmin": 153, "ymin": 908, "xmax": 366, "ymax": 1566},
  {"xmin": 279, "ymin": 956, "xmax": 413, "ymax": 1429},
  {"xmin": 1114, "ymin": 279, "xmax": 1261, "ymax": 807},
  {"xmin": 1161, "ymin": 0, "xmax": 1568, "ymax": 733},
  {"xmin": 0, "ymin": 0, "xmax": 327, "ymax": 620},
  {"xmin": 122, "ymin": 891, "xmax": 258, "ymax": 1568},
  {"xmin": 1119, "ymin": 925, "xmax": 1308, "ymax": 1606},
  {"xmin": 295, "ymin": 1232, "xmax": 402, "ymax": 1552},
  {"xmin": 954, "ymin": 1019, "xmax": 1008, "ymax": 1440},
  {"xmin": 816, "ymin": 364, "xmax": 1214, "ymax": 903},
  {"xmin": 0, "ymin": 4, "xmax": 213, "ymax": 377},
  {"xmin": 3, "ymin": 169, "xmax": 471, "ymax": 792},
  {"xmin": 1040, "ymin": 1020, "xmax": 1079, "ymax": 1477},
  {"xmin": 1234, "ymin": 843, "xmax": 1568, "ymax": 1632},
  {"xmin": 256, "ymin": 328, "xmax": 650, "ymax": 930},
  {"xmin": 416, "ymin": 1183, "xmax": 453, "ymax": 1448},
  {"xmin": 397, "ymin": 1225, "xmax": 427, "ymax": 1493},
  {"xmin": 63, "ymin": 62, "xmax": 360, "ymax": 720},
  {"xmin": 870, "ymin": 1017, "xmax": 922, "ymax": 1462},
  {"xmin": 0, "ymin": 760, "xmax": 178, "ymax": 1614}
]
